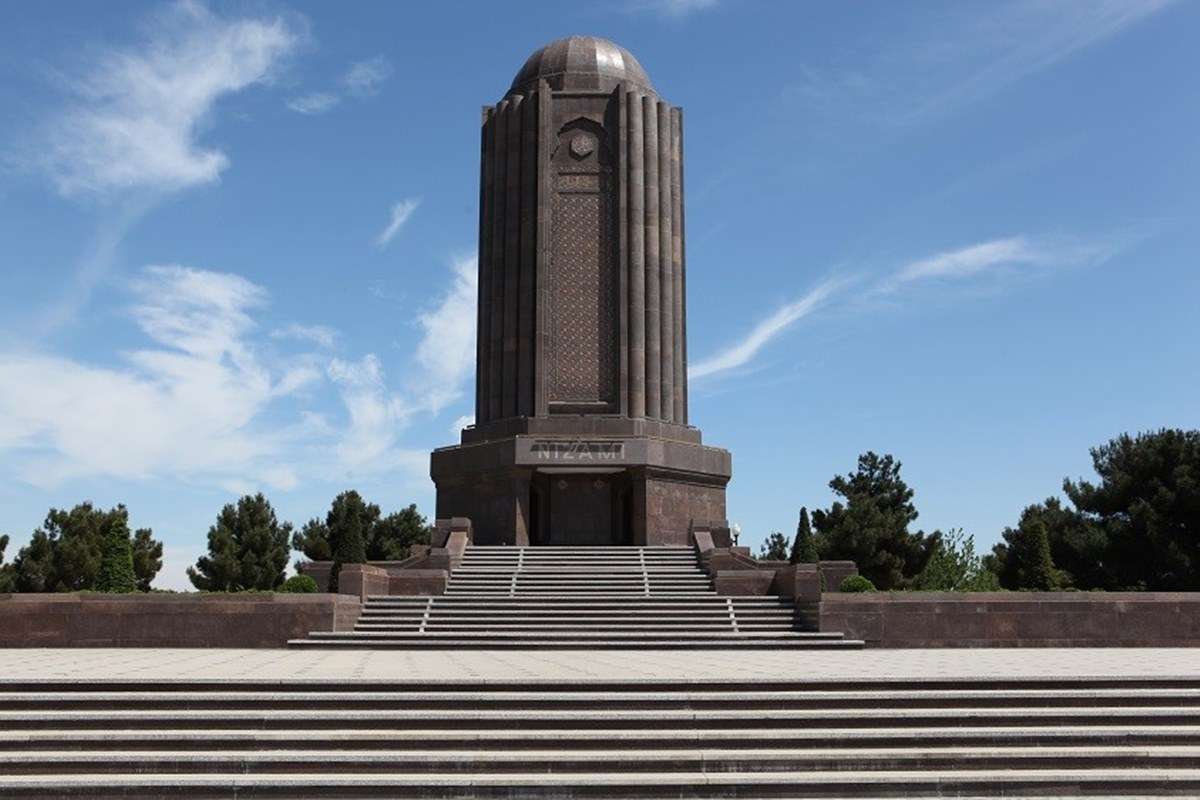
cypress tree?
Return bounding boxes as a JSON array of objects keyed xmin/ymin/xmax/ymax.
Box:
[
  {"xmin": 95, "ymin": 517, "xmax": 137, "ymax": 593},
  {"xmin": 1020, "ymin": 519, "xmax": 1062, "ymax": 591},
  {"xmin": 790, "ymin": 507, "xmax": 819, "ymax": 564},
  {"xmin": 328, "ymin": 491, "xmax": 369, "ymax": 593}
]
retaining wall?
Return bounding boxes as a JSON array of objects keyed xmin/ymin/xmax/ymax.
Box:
[
  {"xmin": 821, "ymin": 592, "xmax": 1200, "ymax": 648},
  {"xmin": 0, "ymin": 593, "xmax": 361, "ymax": 648}
]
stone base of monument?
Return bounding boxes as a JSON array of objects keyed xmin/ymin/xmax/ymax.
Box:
[{"xmin": 431, "ymin": 430, "xmax": 731, "ymax": 547}]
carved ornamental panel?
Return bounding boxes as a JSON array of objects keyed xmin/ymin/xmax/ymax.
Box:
[{"xmin": 548, "ymin": 117, "xmax": 617, "ymax": 410}]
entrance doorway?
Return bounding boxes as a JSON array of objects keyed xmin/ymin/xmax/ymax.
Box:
[{"xmin": 530, "ymin": 471, "xmax": 631, "ymax": 545}]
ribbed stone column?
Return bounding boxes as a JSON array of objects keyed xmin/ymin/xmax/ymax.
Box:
[
  {"xmin": 642, "ymin": 95, "xmax": 661, "ymax": 420},
  {"xmin": 627, "ymin": 91, "xmax": 646, "ymax": 419},
  {"xmin": 657, "ymin": 101, "xmax": 674, "ymax": 423},
  {"xmin": 501, "ymin": 95, "xmax": 523, "ymax": 419},
  {"xmin": 476, "ymin": 107, "xmax": 495, "ymax": 423},
  {"xmin": 487, "ymin": 99, "xmax": 508, "ymax": 421},
  {"xmin": 517, "ymin": 94, "xmax": 537, "ymax": 417},
  {"xmin": 670, "ymin": 107, "xmax": 686, "ymax": 424}
]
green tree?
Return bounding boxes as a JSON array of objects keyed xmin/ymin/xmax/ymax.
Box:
[
  {"xmin": 370, "ymin": 505, "xmax": 433, "ymax": 560},
  {"xmin": 0, "ymin": 534, "xmax": 13, "ymax": 593},
  {"xmin": 328, "ymin": 492, "xmax": 369, "ymax": 592},
  {"xmin": 914, "ymin": 529, "xmax": 999, "ymax": 591},
  {"xmin": 1065, "ymin": 429, "xmax": 1200, "ymax": 590},
  {"xmin": 986, "ymin": 498, "xmax": 1107, "ymax": 590},
  {"xmin": 95, "ymin": 516, "xmax": 137, "ymax": 593},
  {"xmin": 188, "ymin": 494, "xmax": 292, "ymax": 591},
  {"xmin": 758, "ymin": 531, "xmax": 789, "ymax": 561},
  {"xmin": 789, "ymin": 507, "xmax": 819, "ymax": 564},
  {"xmin": 811, "ymin": 452, "xmax": 939, "ymax": 590},
  {"xmin": 131, "ymin": 529, "xmax": 163, "ymax": 592},
  {"xmin": 8, "ymin": 504, "xmax": 161, "ymax": 592},
  {"xmin": 1016, "ymin": 519, "xmax": 1064, "ymax": 591},
  {"xmin": 294, "ymin": 495, "xmax": 432, "ymax": 564}
]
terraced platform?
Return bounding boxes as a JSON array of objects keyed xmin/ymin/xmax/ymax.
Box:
[
  {"xmin": 2, "ymin": 659, "xmax": 1200, "ymax": 798},
  {"xmin": 291, "ymin": 545, "xmax": 858, "ymax": 649}
]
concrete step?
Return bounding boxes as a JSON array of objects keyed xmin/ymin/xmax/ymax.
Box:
[
  {"xmin": 10, "ymin": 704, "xmax": 1198, "ymax": 731},
  {"xmin": 286, "ymin": 639, "xmax": 862, "ymax": 650},
  {"xmin": 303, "ymin": 635, "xmax": 846, "ymax": 647},
  {"xmin": 9, "ymin": 724, "xmax": 1200, "ymax": 750},
  {"xmin": 4, "ymin": 672, "xmax": 1199, "ymax": 798},
  {"xmin": 361, "ymin": 609, "xmax": 788, "ymax": 616},
  {"xmin": 3, "ymin": 769, "xmax": 1200, "ymax": 798},
  {"xmin": 5, "ymin": 745, "xmax": 1200, "ymax": 773},
  {"xmin": 9, "ymin": 689, "xmax": 1200, "ymax": 711}
]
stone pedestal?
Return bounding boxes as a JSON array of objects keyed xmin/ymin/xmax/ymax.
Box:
[{"xmin": 431, "ymin": 427, "xmax": 729, "ymax": 546}]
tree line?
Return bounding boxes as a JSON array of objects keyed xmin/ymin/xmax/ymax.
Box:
[
  {"xmin": 760, "ymin": 428, "xmax": 1200, "ymax": 592},
  {"xmin": 0, "ymin": 491, "xmax": 431, "ymax": 594}
]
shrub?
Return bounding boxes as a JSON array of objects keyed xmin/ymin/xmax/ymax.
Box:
[
  {"xmin": 280, "ymin": 574, "xmax": 319, "ymax": 594},
  {"xmin": 839, "ymin": 574, "xmax": 876, "ymax": 593}
]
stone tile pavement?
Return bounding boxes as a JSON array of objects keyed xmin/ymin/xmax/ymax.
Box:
[{"xmin": 1, "ymin": 648, "xmax": 1198, "ymax": 684}]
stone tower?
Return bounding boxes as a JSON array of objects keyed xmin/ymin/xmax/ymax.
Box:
[{"xmin": 431, "ymin": 35, "xmax": 730, "ymax": 546}]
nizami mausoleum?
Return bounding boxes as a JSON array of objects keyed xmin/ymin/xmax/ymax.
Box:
[{"xmin": 430, "ymin": 35, "xmax": 731, "ymax": 546}]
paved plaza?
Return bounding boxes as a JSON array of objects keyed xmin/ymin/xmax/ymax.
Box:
[{"xmin": 4, "ymin": 647, "xmax": 1199, "ymax": 684}]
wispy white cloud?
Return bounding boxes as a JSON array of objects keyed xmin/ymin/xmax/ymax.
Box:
[
  {"xmin": 788, "ymin": 0, "xmax": 1175, "ymax": 128},
  {"xmin": 342, "ymin": 56, "xmax": 392, "ymax": 97},
  {"xmin": 880, "ymin": 235, "xmax": 1120, "ymax": 293},
  {"xmin": 689, "ymin": 279, "xmax": 843, "ymax": 380},
  {"xmin": 0, "ymin": 252, "xmax": 480, "ymax": 490},
  {"xmin": 271, "ymin": 324, "xmax": 338, "ymax": 349},
  {"xmin": 412, "ymin": 255, "xmax": 478, "ymax": 413},
  {"xmin": 627, "ymin": 0, "xmax": 719, "ymax": 17},
  {"xmin": 286, "ymin": 92, "xmax": 339, "ymax": 115},
  {"xmin": 375, "ymin": 198, "xmax": 421, "ymax": 248},
  {"xmin": 450, "ymin": 414, "xmax": 475, "ymax": 438},
  {"xmin": 327, "ymin": 355, "xmax": 412, "ymax": 473},
  {"xmin": 0, "ymin": 265, "xmax": 306, "ymax": 488},
  {"xmin": 24, "ymin": 1, "xmax": 301, "ymax": 335},
  {"xmin": 39, "ymin": 1, "xmax": 300, "ymax": 197},
  {"xmin": 691, "ymin": 232, "xmax": 1127, "ymax": 380},
  {"xmin": 287, "ymin": 55, "xmax": 392, "ymax": 115}
]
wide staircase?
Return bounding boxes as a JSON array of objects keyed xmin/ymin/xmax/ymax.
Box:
[
  {"xmin": 3, "ymin": 676, "xmax": 1200, "ymax": 797},
  {"xmin": 291, "ymin": 545, "xmax": 858, "ymax": 649}
]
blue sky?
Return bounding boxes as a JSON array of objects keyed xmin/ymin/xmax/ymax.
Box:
[{"xmin": 1, "ymin": 0, "xmax": 1196, "ymax": 588}]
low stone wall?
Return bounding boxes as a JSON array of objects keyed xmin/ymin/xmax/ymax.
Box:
[
  {"xmin": 822, "ymin": 592, "xmax": 1200, "ymax": 648},
  {"xmin": 0, "ymin": 593, "xmax": 361, "ymax": 648}
]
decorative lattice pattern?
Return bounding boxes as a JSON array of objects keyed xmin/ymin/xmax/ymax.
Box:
[{"xmin": 550, "ymin": 189, "xmax": 616, "ymax": 403}]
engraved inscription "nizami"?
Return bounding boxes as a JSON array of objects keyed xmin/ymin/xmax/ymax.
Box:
[{"xmin": 531, "ymin": 441, "xmax": 623, "ymax": 461}]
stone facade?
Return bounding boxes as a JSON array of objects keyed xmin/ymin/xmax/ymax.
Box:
[{"xmin": 431, "ymin": 36, "xmax": 730, "ymax": 545}]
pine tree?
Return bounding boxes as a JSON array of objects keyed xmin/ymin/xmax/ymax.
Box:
[
  {"xmin": 758, "ymin": 531, "xmax": 789, "ymax": 561},
  {"xmin": 95, "ymin": 517, "xmax": 137, "ymax": 593},
  {"xmin": 811, "ymin": 452, "xmax": 938, "ymax": 589},
  {"xmin": 790, "ymin": 507, "xmax": 819, "ymax": 564},
  {"xmin": 188, "ymin": 494, "xmax": 291, "ymax": 592},
  {"xmin": 7, "ymin": 504, "xmax": 162, "ymax": 592}
]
